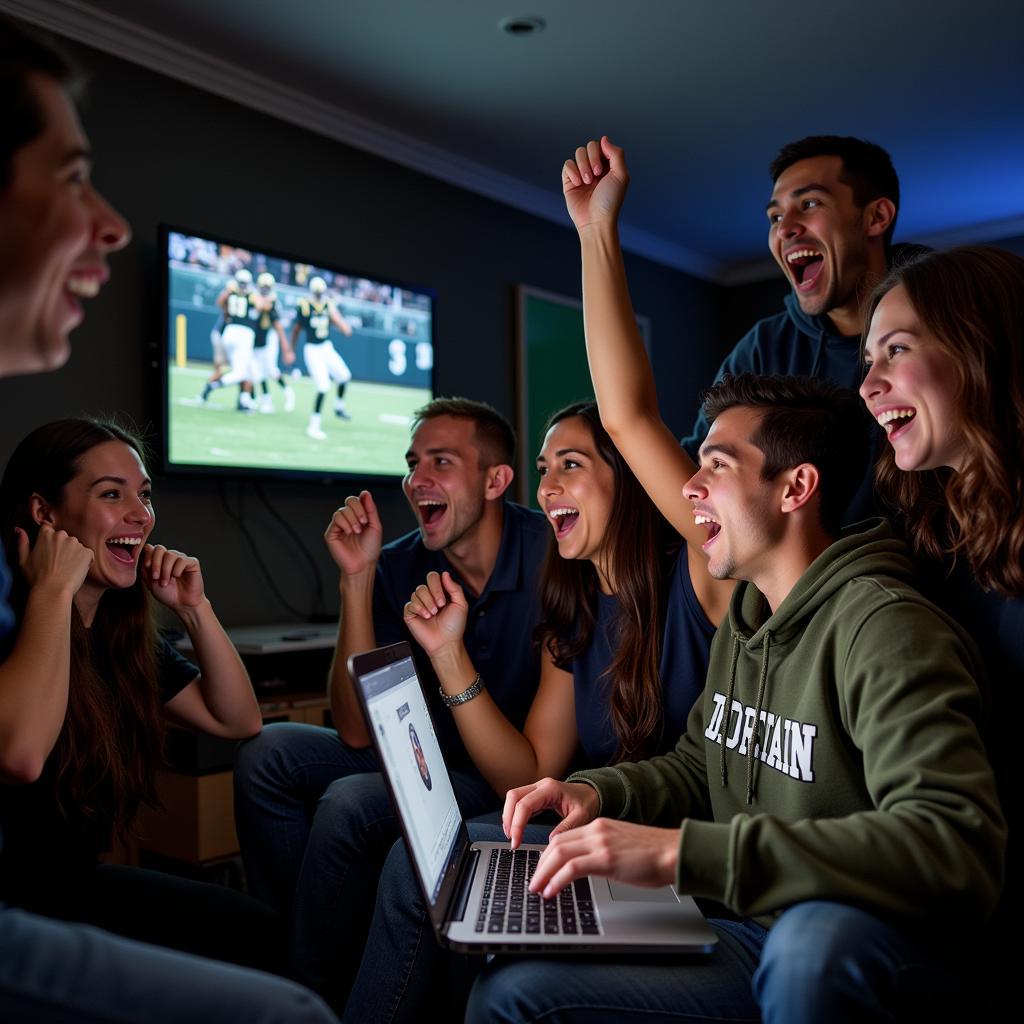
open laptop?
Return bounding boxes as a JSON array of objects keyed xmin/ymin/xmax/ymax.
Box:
[{"xmin": 349, "ymin": 641, "xmax": 718, "ymax": 954}]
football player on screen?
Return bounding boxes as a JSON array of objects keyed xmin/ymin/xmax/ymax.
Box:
[
  {"xmin": 250, "ymin": 271, "xmax": 296, "ymax": 414},
  {"xmin": 199, "ymin": 266, "xmax": 258, "ymax": 410},
  {"xmin": 290, "ymin": 276, "xmax": 355, "ymax": 440}
]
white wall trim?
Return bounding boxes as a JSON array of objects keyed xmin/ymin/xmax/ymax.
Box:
[{"xmin": 3, "ymin": 0, "xmax": 723, "ymax": 282}]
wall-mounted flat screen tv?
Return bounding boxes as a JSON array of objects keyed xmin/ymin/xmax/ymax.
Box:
[{"xmin": 160, "ymin": 226, "xmax": 434, "ymax": 482}]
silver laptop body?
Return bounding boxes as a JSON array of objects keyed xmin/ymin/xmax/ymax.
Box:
[{"xmin": 349, "ymin": 642, "xmax": 718, "ymax": 954}]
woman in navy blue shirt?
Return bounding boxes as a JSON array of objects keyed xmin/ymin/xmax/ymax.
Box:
[{"xmin": 402, "ymin": 402, "xmax": 716, "ymax": 796}]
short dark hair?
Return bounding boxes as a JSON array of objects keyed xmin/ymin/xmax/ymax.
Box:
[
  {"xmin": 770, "ymin": 135, "xmax": 900, "ymax": 247},
  {"xmin": 0, "ymin": 17, "xmax": 81, "ymax": 191},
  {"xmin": 411, "ymin": 397, "xmax": 516, "ymax": 469},
  {"xmin": 702, "ymin": 374, "xmax": 869, "ymax": 536}
]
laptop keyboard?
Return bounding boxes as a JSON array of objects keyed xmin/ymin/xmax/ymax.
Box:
[{"xmin": 475, "ymin": 848, "xmax": 601, "ymax": 936}]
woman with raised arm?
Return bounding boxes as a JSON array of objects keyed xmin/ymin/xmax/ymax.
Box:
[
  {"xmin": 333, "ymin": 402, "xmax": 718, "ymax": 1021},
  {"xmin": 402, "ymin": 400, "xmax": 714, "ymax": 797},
  {"xmin": 0, "ymin": 417, "xmax": 275, "ymax": 968},
  {"xmin": 561, "ymin": 135, "xmax": 735, "ymax": 627}
]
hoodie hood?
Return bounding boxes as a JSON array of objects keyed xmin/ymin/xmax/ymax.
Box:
[
  {"xmin": 782, "ymin": 292, "xmax": 857, "ymax": 379},
  {"xmin": 730, "ymin": 518, "xmax": 914, "ymax": 647},
  {"xmin": 782, "ymin": 290, "xmax": 840, "ymax": 342}
]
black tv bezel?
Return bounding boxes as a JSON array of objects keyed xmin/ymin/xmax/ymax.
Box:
[{"xmin": 156, "ymin": 222, "xmax": 437, "ymax": 486}]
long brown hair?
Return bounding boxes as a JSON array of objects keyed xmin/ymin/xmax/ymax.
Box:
[
  {"xmin": 864, "ymin": 246, "xmax": 1024, "ymax": 595},
  {"xmin": 0, "ymin": 418, "xmax": 164, "ymax": 840},
  {"xmin": 534, "ymin": 403, "xmax": 676, "ymax": 763}
]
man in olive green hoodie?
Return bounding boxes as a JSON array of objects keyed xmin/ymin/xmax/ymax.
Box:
[{"xmin": 485, "ymin": 374, "xmax": 1004, "ymax": 1024}]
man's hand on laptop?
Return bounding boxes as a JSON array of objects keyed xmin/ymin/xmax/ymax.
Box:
[
  {"xmin": 531, "ymin": 820, "xmax": 680, "ymax": 899},
  {"xmin": 503, "ymin": 778, "xmax": 600, "ymax": 850}
]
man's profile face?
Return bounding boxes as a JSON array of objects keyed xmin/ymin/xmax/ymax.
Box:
[
  {"xmin": 0, "ymin": 73, "xmax": 129, "ymax": 377},
  {"xmin": 402, "ymin": 414, "xmax": 489, "ymax": 552},
  {"xmin": 766, "ymin": 155, "xmax": 873, "ymax": 320},
  {"xmin": 683, "ymin": 406, "xmax": 783, "ymax": 584}
]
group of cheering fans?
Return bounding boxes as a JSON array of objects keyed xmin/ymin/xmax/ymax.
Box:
[{"xmin": 0, "ymin": 16, "xmax": 1018, "ymax": 1024}]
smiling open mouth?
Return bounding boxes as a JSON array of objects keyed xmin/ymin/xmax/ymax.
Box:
[
  {"xmin": 417, "ymin": 500, "xmax": 447, "ymax": 526},
  {"xmin": 106, "ymin": 536, "xmax": 142, "ymax": 564},
  {"xmin": 877, "ymin": 408, "xmax": 916, "ymax": 435},
  {"xmin": 549, "ymin": 507, "xmax": 579, "ymax": 537},
  {"xmin": 66, "ymin": 275, "xmax": 101, "ymax": 298},
  {"xmin": 786, "ymin": 249, "xmax": 824, "ymax": 289},
  {"xmin": 694, "ymin": 513, "xmax": 721, "ymax": 545}
]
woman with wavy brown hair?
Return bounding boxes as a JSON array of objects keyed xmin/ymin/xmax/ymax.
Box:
[
  {"xmin": 860, "ymin": 245, "xmax": 1024, "ymax": 598},
  {"xmin": 860, "ymin": 245, "xmax": 1024, "ymax": 690},
  {"xmin": 859, "ymin": 242, "xmax": 1024, "ymax": 706},
  {"xmin": 401, "ymin": 401, "xmax": 715, "ymax": 795},
  {"xmin": 0, "ymin": 417, "xmax": 277, "ymax": 968},
  {"xmin": 860, "ymin": 247, "xmax": 1021, "ymax": 1015}
]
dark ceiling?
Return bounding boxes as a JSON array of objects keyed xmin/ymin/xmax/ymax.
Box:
[{"xmin": 12, "ymin": 0, "xmax": 1024, "ymax": 281}]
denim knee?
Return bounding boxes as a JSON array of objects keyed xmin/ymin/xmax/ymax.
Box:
[
  {"xmin": 235, "ymin": 722, "xmax": 360, "ymax": 803},
  {"xmin": 306, "ymin": 771, "xmax": 395, "ymax": 853},
  {"xmin": 235, "ymin": 721, "xmax": 314, "ymax": 796},
  {"xmin": 467, "ymin": 959, "xmax": 537, "ymax": 1024},
  {"xmin": 755, "ymin": 901, "xmax": 899, "ymax": 1023}
]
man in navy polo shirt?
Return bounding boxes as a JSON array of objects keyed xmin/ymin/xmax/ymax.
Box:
[{"xmin": 234, "ymin": 397, "xmax": 548, "ymax": 1012}]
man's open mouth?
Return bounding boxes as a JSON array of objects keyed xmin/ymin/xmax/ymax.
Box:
[
  {"xmin": 694, "ymin": 513, "xmax": 721, "ymax": 547},
  {"xmin": 549, "ymin": 506, "xmax": 579, "ymax": 538},
  {"xmin": 417, "ymin": 500, "xmax": 447, "ymax": 527},
  {"xmin": 786, "ymin": 248, "xmax": 824, "ymax": 290}
]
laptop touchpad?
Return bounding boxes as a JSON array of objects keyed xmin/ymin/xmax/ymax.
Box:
[{"xmin": 607, "ymin": 881, "xmax": 679, "ymax": 903}]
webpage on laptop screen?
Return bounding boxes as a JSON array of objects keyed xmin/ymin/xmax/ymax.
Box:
[{"xmin": 364, "ymin": 658, "xmax": 461, "ymax": 903}]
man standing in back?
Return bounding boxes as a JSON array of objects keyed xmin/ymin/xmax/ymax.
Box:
[{"xmin": 683, "ymin": 135, "xmax": 899, "ymax": 466}]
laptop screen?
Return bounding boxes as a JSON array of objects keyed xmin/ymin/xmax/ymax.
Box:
[{"xmin": 359, "ymin": 652, "xmax": 463, "ymax": 905}]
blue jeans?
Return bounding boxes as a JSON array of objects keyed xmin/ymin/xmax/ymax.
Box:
[
  {"xmin": 343, "ymin": 825, "xmax": 979, "ymax": 1024},
  {"xmin": 0, "ymin": 904, "xmax": 336, "ymax": 1023},
  {"xmin": 233, "ymin": 722, "xmax": 498, "ymax": 1012}
]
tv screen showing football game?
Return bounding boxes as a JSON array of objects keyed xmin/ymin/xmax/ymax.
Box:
[{"xmin": 160, "ymin": 226, "xmax": 434, "ymax": 481}]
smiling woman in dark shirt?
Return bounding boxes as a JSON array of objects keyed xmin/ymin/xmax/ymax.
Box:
[
  {"xmin": 860, "ymin": 246, "xmax": 1024, "ymax": 708},
  {"xmin": 0, "ymin": 417, "xmax": 272, "ymax": 965},
  {"xmin": 861, "ymin": 246, "xmax": 1022, "ymax": 1018}
]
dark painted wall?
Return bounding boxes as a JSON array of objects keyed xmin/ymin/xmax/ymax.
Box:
[
  {"xmin": 18, "ymin": 38, "xmax": 1015, "ymax": 627},
  {"xmin": 991, "ymin": 233, "xmax": 1024, "ymax": 258},
  {"xmin": 0, "ymin": 40, "xmax": 726, "ymax": 626}
]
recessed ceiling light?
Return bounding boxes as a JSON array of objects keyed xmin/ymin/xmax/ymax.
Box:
[{"xmin": 499, "ymin": 15, "xmax": 546, "ymax": 36}]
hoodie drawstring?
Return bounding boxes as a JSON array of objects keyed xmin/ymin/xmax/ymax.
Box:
[
  {"xmin": 720, "ymin": 636, "xmax": 742, "ymax": 789},
  {"xmin": 746, "ymin": 630, "xmax": 772, "ymax": 804},
  {"xmin": 810, "ymin": 327, "xmax": 827, "ymax": 378}
]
